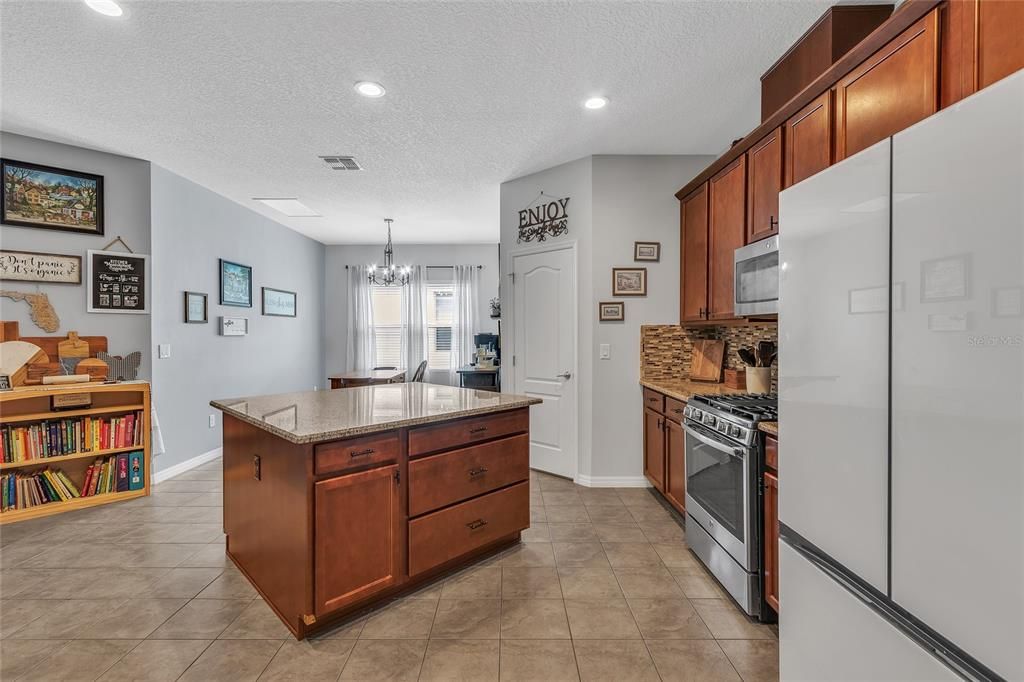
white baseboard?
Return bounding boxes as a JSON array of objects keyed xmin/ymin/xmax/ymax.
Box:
[
  {"xmin": 153, "ymin": 447, "xmax": 222, "ymax": 484},
  {"xmin": 573, "ymin": 474, "xmax": 651, "ymax": 488}
]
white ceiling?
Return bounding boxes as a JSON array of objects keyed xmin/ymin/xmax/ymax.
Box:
[{"xmin": 1, "ymin": 0, "xmax": 834, "ymax": 244}]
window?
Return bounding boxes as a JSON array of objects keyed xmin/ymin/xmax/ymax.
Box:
[
  {"xmin": 427, "ymin": 283, "xmax": 454, "ymax": 370},
  {"xmin": 370, "ymin": 279, "xmax": 457, "ymax": 371},
  {"xmin": 371, "ymin": 286, "xmax": 402, "ymax": 368}
]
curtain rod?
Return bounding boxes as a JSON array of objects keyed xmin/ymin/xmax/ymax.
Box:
[{"xmin": 345, "ymin": 265, "xmax": 484, "ymax": 269}]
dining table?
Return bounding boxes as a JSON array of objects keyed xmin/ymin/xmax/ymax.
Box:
[{"xmin": 328, "ymin": 368, "xmax": 407, "ymax": 389}]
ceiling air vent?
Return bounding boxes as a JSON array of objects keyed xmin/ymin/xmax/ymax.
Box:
[{"xmin": 319, "ymin": 155, "xmax": 363, "ymax": 171}]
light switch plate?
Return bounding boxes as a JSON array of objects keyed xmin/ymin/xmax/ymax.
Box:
[
  {"xmin": 208, "ymin": 414, "xmax": 216, "ymax": 428},
  {"xmin": 599, "ymin": 343, "xmax": 611, "ymax": 359},
  {"xmin": 158, "ymin": 344, "xmax": 171, "ymax": 359}
]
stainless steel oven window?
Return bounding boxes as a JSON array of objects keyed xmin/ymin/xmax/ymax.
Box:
[{"xmin": 684, "ymin": 426, "xmax": 746, "ymax": 542}]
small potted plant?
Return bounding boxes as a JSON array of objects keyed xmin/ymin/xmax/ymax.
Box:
[{"xmin": 489, "ymin": 297, "xmax": 501, "ymax": 319}]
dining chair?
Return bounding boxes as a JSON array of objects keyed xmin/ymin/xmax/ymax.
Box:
[{"xmin": 410, "ymin": 360, "xmax": 428, "ymax": 382}]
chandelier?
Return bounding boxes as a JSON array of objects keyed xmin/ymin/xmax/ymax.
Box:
[{"xmin": 367, "ymin": 218, "xmax": 410, "ymax": 287}]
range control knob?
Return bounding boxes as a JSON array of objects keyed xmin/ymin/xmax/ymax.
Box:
[
  {"xmin": 703, "ymin": 414, "xmax": 716, "ymax": 427},
  {"xmin": 729, "ymin": 425, "xmax": 743, "ymax": 439}
]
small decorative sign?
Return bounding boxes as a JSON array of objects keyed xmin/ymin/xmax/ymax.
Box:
[
  {"xmin": 0, "ymin": 250, "xmax": 82, "ymax": 284},
  {"xmin": 599, "ymin": 301, "xmax": 625, "ymax": 322},
  {"xmin": 52, "ymin": 392, "xmax": 92, "ymax": 410},
  {"xmin": 0, "ymin": 375, "xmax": 10, "ymax": 391},
  {"xmin": 262, "ymin": 287, "xmax": 297, "ymax": 317},
  {"xmin": 633, "ymin": 242, "xmax": 661, "ymax": 262},
  {"xmin": 221, "ymin": 316, "xmax": 249, "ymax": 336},
  {"xmin": 87, "ymin": 249, "xmax": 148, "ymax": 314},
  {"xmin": 518, "ymin": 193, "xmax": 569, "ymax": 243}
]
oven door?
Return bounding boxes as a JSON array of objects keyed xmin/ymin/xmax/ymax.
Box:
[
  {"xmin": 734, "ymin": 236, "xmax": 779, "ymax": 316},
  {"xmin": 684, "ymin": 421, "xmax": 753, "ymax": 570}
]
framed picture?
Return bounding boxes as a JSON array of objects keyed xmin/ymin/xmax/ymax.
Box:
[
  {"xmin": 992, "ymin": 286, "xmax": 1023, "ymax": 318},
  {"xmin": 1, "ymin": 158, "xmax": 103, "ymax": 235},
  {"xmin": 634, "ymin": 241, "xmax": 661, "ymax": 262},
  {"xmin": 262, "ymin": 287, "xmax": 297, "ymax": 317},
  {"xmin": 921, "ymin": 254, "xmax": 970, "ymax": 303},
  {"xmin": 184, "ymin": 291, "xmax": 208, "ymax": 323},
  {"xmin": 599, "ymin": 301, "xmax": 625, "ymax": 321},
  {"xmin": 87, "ymin": 249, "xmax": 149, "ymax": 314},
  {"xmin": 0, "ymin": 249, "xmax": 81, "ymax": 284},
  {"xmin": 220, "ymin": 316, "xmax": 248, "ymax": 336},
  {"xmin": 612, "ymin": 267, "xmax": 647, "ymax": 296},
  {"xmin": 220, "ymin": 259, "xmax": 252, "ymax": 307}
]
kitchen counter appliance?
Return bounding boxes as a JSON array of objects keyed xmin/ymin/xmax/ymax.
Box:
[
  {"xmin": 734, "ymin": 235, "xmax": 779, "ymax": 316},
  {"xmin": 684, "ymin": 393, "xmax": 777, "ymax": 620}
]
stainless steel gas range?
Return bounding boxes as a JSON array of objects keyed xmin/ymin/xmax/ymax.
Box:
[{"xmin": 684, "ymin": 394, "xmax": 777, "ymax": 619}]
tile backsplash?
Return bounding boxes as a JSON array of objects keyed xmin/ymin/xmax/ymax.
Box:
[{"xmin": 640, "ymin": 323, "xmax": 778, "ymax": 389}]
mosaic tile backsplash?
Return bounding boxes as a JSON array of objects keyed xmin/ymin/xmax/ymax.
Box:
[{"xmin": 640, "ymin": 323, "xmax": 779, "ymax": 390}]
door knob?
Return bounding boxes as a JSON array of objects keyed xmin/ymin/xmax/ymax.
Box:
[{"xmin": 557, "ymin": 371, "xmax": 572, "ymax": 380}]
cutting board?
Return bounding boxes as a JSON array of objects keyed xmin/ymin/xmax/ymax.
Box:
[
  {"xmin": 58, "ymin": 331, "xmax": 90, "ymax": 360},
  {"xmin": 690, "ymin": 340, "xmax": 725, "ymax": 382}
]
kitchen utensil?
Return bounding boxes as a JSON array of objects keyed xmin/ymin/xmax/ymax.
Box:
[
  {"xmin": 691, "ymin": 339, "xmax": 725, "ymax": 382},
  {"xmin": 757, "ymin": 340, "xmax": 777, "ymax": 367},
  {"xmin": 738, "ymin": 348, "xmax": 757, "ymax": 367}
]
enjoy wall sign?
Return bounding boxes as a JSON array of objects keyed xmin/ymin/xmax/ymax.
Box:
[{"xmin": 518, "ymin": 192, "xmax": 569, "ymax": 243}]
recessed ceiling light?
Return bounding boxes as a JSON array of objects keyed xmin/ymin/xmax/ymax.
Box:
[
  {"xmin": 354, "ymin": 81, "xmax": 386, "ymax": 98},
  {"xmin": 84, "ymin": 0, "xmax": 123, "ymax": 16},
  {"xmin": 584, "ymin": 96, "xmax": 608, "ymax": 110},
  {"xmin": 253, "ymin": 198, "xmax": 321, "ymax": 217}
]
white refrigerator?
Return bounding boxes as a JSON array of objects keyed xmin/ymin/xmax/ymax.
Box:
[{"xmin": 778, "ymin": 69, "xmax": 1023, "ymax": 681}]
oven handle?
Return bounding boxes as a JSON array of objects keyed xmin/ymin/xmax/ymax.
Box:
[{"xmin": 683, "ymin": 423, "xmax": 746, "ymax": 459}]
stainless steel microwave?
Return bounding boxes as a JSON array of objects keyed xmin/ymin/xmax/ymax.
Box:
[{"xmin": 734, "ymin": 236, "xmax": 779, "ymax": 316}]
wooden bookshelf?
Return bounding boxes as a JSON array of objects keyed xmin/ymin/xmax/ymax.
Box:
[{"xmin": 0, "ymin": 382, "xmax": 151, "ymax": 524}]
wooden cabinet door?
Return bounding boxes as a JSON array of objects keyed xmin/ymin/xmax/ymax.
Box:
[
  {"xmin": 707, "ymin": 157, "xmax": 746, "ymax": 320},
  {"xmin": 835, "ymin": 10, "xmax": 939, "ymax": 162},
  {"xmin": 948, "ymin": 0, "xmax": 1024, "ymax": 104},
  {"xmin": 315, "ymin": 464, "xmax": 402, "ymax": 616},
  {"xmin": 784, "ymin": 90, "xmax": 833, "ymax": 188},
  {"xmin": 764, "ymin": 470, "xmax": 780, "ymax": 613},
  {"xmin": 746, "ymin": 128, "xmax": 782, "ymax": 243},
  {"xmin": 643, "ymin": 408, "xmax": 665, "ymax": 491},
  {"xmin": 680, "ymin": 184, "xmax": 709, "ymax": 322},
  {"xmin": 664, "ymin": 418, "xmax": 685, "ymax": 513}
]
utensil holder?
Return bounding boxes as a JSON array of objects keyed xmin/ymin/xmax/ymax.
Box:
[{"xmin": 746, "ymin": 367, "xmax": 772, "ymax": 394}]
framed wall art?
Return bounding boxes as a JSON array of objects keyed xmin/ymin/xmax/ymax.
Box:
[
  {"xmin": 87, "ymin": 249, "xmax": 149, "ymax": 314},
  {"xmin": 220, "ymin": 259, "xmax": 252, "ymax": 307},
  {"xmin": 1, "ymin": 159, "xmax": 103, "ymax": 235},
  {"xmin": 612, "ymin": 267, "xmax": 647, "ymax": 296},
  {"xmin": 599, "ymin": 301, "xmax": 625, "ymax": 321},
  {"xmin": 220, "ymin": 316, "xmax": 249, "ymax": 336},
  {"xmin": 0, "ymin": 249, "xmax": 81, "ymax": 284},
  {"xmin": 633, "ymin": 241, "xmax": 661, "ymax": 262},
  {"xmin": 184, "ymin": 291, "xmax": 208, "ymax": 323},
  {"xmin": 262, "ymin": 287, "xmax": 296, "ymax": 317}
]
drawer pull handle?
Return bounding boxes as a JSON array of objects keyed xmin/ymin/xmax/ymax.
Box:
[
  {"xmin": 466, "ymin": 518, "xmax": 488, "ymax": 530},
  {"xmin": 469, "ymin": 426, "xmax": 488, "ymax": 435},
  {"xmin": 350, "ymin": 448, "xmax": 375, "ymax": 458},
  {"xmin": 468, "ymin": 466, "xmax": 489, "ymax": 478},
  {"xmin": 672, "ymin": 408, "xmax": 684, "ymax": 414},
  {"xmin": 648, "ymin": 397, "xmax": 658, "ymax": 402}
]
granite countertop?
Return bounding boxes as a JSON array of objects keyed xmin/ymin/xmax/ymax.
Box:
[
  {"xmin": 639, "ymin": 377, "xmax": 749, "ymax": 403},
  {"xmin": 758, "ymin": 421, "xmax": 778, "ymax": 436},
  {"xmin": 211, "ymin": 383, "xmax": 541, "ymax": 445}
]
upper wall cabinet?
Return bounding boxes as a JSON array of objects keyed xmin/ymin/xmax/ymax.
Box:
[
  {"xmin": 835, "ymin": 10, "xmax": 940, "ymax": 161},
  {"xmin": 680, "ymin": 184, "xmax": 710, "ymax": 322},
  {"xmin": 708, "ymin": 157, "xmax": 746, "ymax": 320},
  {"xmin": 944, "ymin": 0, "xmax": 1024, "ymax": 105},
  {"xmin": 746, "ymin": 127, "xmax": 783, "ymax": 243},
  {"xmin": 784, "ymin": 91, "xmax": 834, "ymax": 188}
]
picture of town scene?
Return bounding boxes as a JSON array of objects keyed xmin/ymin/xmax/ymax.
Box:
[{"xmin": 1, "ymin": 159, "xmax": 103, "ymax": 234}]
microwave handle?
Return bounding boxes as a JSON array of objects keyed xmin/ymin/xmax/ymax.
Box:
[{"xmin": 770, "ymin": 216, "xmax": 778, "ymax": 231}]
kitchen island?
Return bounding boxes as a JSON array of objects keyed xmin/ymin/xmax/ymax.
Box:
[{"xmin": 211, "ymin": 383, "xmax": 540, "ymax": 639}]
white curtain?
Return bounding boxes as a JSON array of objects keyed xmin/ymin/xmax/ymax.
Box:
[
  {"xmin": 450, "ymin": 265, "xmax": 480, "ymax": 385},
  {"xmin": 401, "ymin": 266, "xmax": 427, "ymax": 379},
  {"xmin": 346, "ymin": 265, "xmax": 375, "ymax": 371}
]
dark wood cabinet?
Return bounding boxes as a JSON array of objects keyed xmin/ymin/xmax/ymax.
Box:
[
  {"xmin": 746, "ymin": 128, "xmax": 783, "ymax": 242},
  {"xmin": 314, "ymin": 464, "xmax": 402, "ymax": 616},
  {"xmin": 763, "ymin": 469, "xmax": 780, "ymax": 613},
  {"xmin": 664, "ymin": 418, "xmax": 686, "ymax": 513},
  {"xmin": 835, "ymin": 10, "xmax": 940, "ymax": 161},
  {"xmin": 784, "ymin": 90, "xmax": 833, "ymax": 188},
  {"xmin": 944, "ymin": 0, "xmax": 1024, "ymax": 106},
  {"xmin": 643, "ymin": 407, "xmax": 666, "ymax": 491},
  {"xmin": 708, "ymin": 157, "xmax": 746, "ymax": 320},
  {"xmin": 680, "ymin": 184, "xmax": 710, "ymax": 322}
]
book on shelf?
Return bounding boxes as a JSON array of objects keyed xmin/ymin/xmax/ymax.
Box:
[
  {"xmin": 0, "ymin": 411, "xmax": 144, "ymax": 464},
  {"xmin": 0, "ymin": 450, "xmax": 143, "ymax": 512}
]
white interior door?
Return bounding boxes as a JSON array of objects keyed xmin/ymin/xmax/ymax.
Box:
[{"xmin": 512, "ymin": 246, "xmax": 577, "ymax": 479}]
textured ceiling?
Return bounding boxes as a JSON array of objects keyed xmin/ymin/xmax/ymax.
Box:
[{"xmin": 1, "ymin": 0, "xmax": 834, "ymax": 244}]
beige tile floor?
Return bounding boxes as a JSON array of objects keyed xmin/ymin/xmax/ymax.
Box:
[{"xmin": 0, "ymin": 461, "xmax": 778, "ymax": 681}]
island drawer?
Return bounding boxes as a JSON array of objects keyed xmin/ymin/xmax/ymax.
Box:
[
  {"xmin": 643, "ymin": 388, "xmax": 665, "ymax": 413},
  {"xmin": 408, "ymin": 481, "xmax": 529, "ymax": 576},
  {"xmin": 408, "ymin": 408, "xmax": 529, "ymax": 457},
  {"xmin": 408, "ymin": 434, "xmax": 529, "ymax": 517},
  {"xmin": 315, "ymin": 432, "xmax": 401, "ymax": 476},
  {"xmin": 664, "ymin": 396, "xmax": 687, "ymax": 423}
]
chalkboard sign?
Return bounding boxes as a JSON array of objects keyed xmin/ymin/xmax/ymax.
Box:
[{"xmin": 87, "ymin": 249, "xmax": 149, "ymax": 314}]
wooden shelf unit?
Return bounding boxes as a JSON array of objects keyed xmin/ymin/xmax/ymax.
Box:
[{"xmin": 0, "ymin": 382, "xmax": 151, "ymax": 524}]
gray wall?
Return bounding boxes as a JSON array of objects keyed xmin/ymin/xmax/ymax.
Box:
[
  {"xmin": 325, "ymin": 243, "xmax": 499, "ymax": 383},
  {"xmin": 150, "ymin": 165, "xmax": 325, "ymax": 472},
  {"xmin": 0, "ymin": 132, "xmax": 153, "ymax": 378}
]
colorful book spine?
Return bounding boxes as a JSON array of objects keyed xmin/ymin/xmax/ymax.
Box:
[{"xmin": 0, "ymin": 411, "xmax": 144, "ymax": 464}]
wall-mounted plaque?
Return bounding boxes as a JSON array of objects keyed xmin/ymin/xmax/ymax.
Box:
[
  {"xmin": 87, "ymin": 249, "xmax": 148, "ymax": 314},
  {"xmin": 220, "ymin": 316, "xmax": 248, "ymax": 336},
  {"xmin": 0, "ymin": 250, "xmax": 82, "ymax": 284}
]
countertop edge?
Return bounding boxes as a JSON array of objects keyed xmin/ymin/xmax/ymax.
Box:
[
  {"xmin": 209, "ymin": 397, "xmax": 542, "ymax": 445},
  {"xmin": 758, "ymin": 421, "xmax": 778, "ymax": 436},
  {"xmin": 639, "ymin": 377, "xmax": 746, "ymax": 403}
]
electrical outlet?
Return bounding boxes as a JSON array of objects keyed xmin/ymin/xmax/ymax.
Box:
[
  {"xmin": 208, "ymin": 414, "xmax": 216, "ymax": 428},
  {"xmin": 599, "ymin": 344, "xmax": 611, "ymax": 359},
  {"xmin": 313, "ymin": 385, "xmax": 318, "ymax": 391},
  {"xmin": 158, "ymin": 344, "xmax": 171, "ymax": 359}
]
